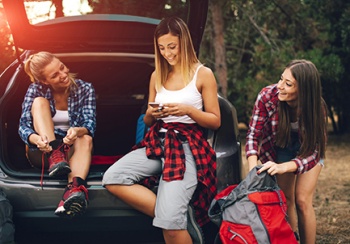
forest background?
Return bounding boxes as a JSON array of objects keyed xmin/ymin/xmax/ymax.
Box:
[
  {"xmin": 0, "ymin": 0, "xmax": 350, "ymax": 133},
  {"xmin": 0, "ymin": 0, "xmax": 349, "ymax": 243}
]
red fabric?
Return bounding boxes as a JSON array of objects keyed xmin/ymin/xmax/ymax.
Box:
[
  {"xmin": 91, "ymin": 155, "xmax": 122, "ymax": 165},
  {"xmin": 248, "ymin": 191, "xmax": 297, "ymax": 244},
  {"xmin": 215, "ymin": 184, "xmax": 237, "ymax": 200},
  {"xmin": 219, "ymin": 221, "xmax": 258, "ymax": 244},
  {"xmin": 133, "ymin": 120, "xmax": 217, "ymax": 227}
]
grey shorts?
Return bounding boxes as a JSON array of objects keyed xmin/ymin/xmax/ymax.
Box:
[{"xmin": 102, "ymin": 142, "xmax": 197, "ymax": 230}]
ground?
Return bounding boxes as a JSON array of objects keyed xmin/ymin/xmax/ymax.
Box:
[
  {"xmin": 314, "ymin": 133, "xmax": 350, "ymax": 243},
  {"xmin": 240, "ymin": 128, "xmax": 350, "ymax": 243}
]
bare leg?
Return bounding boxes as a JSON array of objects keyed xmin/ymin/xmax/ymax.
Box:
[
  {"xmin": 105, "ymin": 184, "xmax": 157, "ymax": 217},
  {"xmin": 295, "ymin": 164, "xmax": 322, "ymax": 244},
  {"xmin": 163, "ymin": 230, "xmax": 192, "ymax": 244},
  {"xmin": 31, "ymin": 97, "xmax": 55, "ymax": 141},
  {"xmin": 276, "ymin": 173, "xmax": 298, "ymax": 232},
  {"xmin": 68, "ymin": 135, "xmax": 92, "ymax": 182}
]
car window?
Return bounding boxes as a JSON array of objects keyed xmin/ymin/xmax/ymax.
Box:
[{"xmin": 23, "ymin": 0, "xmax": 189, "ymax": 25}]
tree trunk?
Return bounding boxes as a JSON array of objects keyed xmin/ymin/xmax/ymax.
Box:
[
  {"xmin": 53, "ymin": 0, "xmax": 64, "ymax": 18},
  {"xmin": 210, "ymin": 1, "xmax": 227, "ymax": 97}
]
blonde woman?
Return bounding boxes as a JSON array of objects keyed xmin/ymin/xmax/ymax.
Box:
[
  {"xmin": 103, "ymin": 17, "xmax": 220, "ymax": 244},
  {"xmin": 19, "ymin": 51, "xmax": 96, "ymax": 217}
]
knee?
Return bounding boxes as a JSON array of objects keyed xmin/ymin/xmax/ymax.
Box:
[
  {"xmin": 295, "ymin": 194, "xmax": 311, "ymax": 212},
  {"xmin": 163, "ymin": 229, "xmax": 182, "ymax": 240},
  {"xmin": 32, "ymin": 97, "xmax": 50, "ymax": 110},
  {"xmin": 104, "ymin": 184, "xmax": 114, "ymax": 192},
  {"xmin": 74, "ymin": 135, "xmax": 93, "ymax": 151}
]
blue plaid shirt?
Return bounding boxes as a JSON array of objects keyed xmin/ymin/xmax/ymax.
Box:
[{"xmin": 19, "ymin": 79, "xmax": 96, "ymax": 149}]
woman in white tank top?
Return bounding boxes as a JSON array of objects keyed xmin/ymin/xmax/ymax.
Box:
[{"xmin": 103, "ymin": 17, "xmax": 220, "ymax": 244}]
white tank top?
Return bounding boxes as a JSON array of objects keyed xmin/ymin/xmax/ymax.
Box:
[
  {"xmin": 155, "ymin": 65, "xmax": 203, "ymax": 124},
  {"xmin": 53, "ymin": 109, "xmax": 70, "ymax": 131}
]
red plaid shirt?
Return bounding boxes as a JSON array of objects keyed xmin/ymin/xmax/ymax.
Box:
[
  {"xmin": 245, "ymin": 84, "xmax": 322, "ymax": 174},
  {"xmin": 133, "ymin": 120, "xmax": 217, "ymax": 226}
]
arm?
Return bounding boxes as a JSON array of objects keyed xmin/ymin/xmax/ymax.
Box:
[
  {"xmin": 80, "ymin": 81, "xmax": 96, "ymax": 136},
  {"xmin": 65, "ymin": 81, "xmax": 96, "ymax": 144},
  {"xmin": 18, "ymin": 84, "xmax": 40, "ymax": 146},
  {"xmin": 257, "ymin": 160, "xmax": 298, "ymax": 175},
  {"xmin": 188, "ymin": 66, "xmax": 221, "ymax": 130},
  {"xmin": 143, "ymin": 72, "xmax": 158, "ymax": 127},
  {"xmin": 245, "ymin": 92, "xmax": 269, "ymax": 170}
]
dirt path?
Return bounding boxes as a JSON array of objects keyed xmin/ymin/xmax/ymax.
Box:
[
  {"xmin": 314, "ymin": 133, "xmax": 350, "ymax": 243},
  {"xmin": 240, "ymin": 130, "xmax": 350, "ymax": 243}
]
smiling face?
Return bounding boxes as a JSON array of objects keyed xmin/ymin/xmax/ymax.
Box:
[
  {"xmin": 157, "ymin": 33, "xmax": 180, "ymax": 66},
  {"xmin": 41, "ymin": 57, "xmax": 71, "ymax": 92},
  {"xmin": 277, "ymin": 68, "xmax": 298, "ymax": 107}
]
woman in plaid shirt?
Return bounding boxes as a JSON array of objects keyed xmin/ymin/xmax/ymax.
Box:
[
  {"xmin": 19, "ymin": 51, "xmax": 96, "ymax": 218},
  {"xmin": 246, "ymin": 60, "xmax": 327, "ymax": 244}
]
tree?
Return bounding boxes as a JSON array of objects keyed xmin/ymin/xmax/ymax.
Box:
[
  {"xmin": 200, "ymin": 0, "xmax": 349, "ymax": 132},
  {"xmin": 209, "ymin": 0, "xmax": 228, "ymax": 97}
]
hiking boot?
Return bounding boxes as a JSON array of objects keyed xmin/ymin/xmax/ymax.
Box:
[
  {"xmin": 187, "ymin": 204, "xmax": 204, "ymax": 244},
  {"xmin": 55, "ymin": 177, "xmax": 88, "ymax": 217},
  {"xmin": 47, "ymin": 139, "xmax": 71, "ymax": 177}
]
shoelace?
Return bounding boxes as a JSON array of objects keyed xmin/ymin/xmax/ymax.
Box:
[
  {"xmin": 40, "ymin": 143, "xmax": 70, "ymax": 189},
  {"xmin": 67, "ymin": 184, "xmax": 89, "ymax": 201}
]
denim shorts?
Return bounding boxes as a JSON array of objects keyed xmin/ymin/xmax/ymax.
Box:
[
  {"xmin": 275, "ymin": 131, "xmax": 324, "ymax": 166},
  {"xmin": 275, "ymin": 132, "xmax": 300, "ymax": 163}
]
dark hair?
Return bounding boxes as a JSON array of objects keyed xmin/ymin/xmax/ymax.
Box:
[{"xmin": 276, "ymin": 59, "xmax": 327, "ymax": 159}]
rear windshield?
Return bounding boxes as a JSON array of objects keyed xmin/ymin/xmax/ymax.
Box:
[{"xmin": 24, "ymin": 0, "xmax": 189, "ymax": 25}]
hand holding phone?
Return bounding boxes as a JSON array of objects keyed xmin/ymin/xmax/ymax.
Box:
[{"xmin": 149, "ymin": 102, "xmax": 163, "ymax": 111}]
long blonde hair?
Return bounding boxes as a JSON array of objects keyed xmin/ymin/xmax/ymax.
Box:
[
  {"xmin": 153, "ymin": 17, "xmax": 200, "ymax": 91},
  {"xmin": 24, "ymin": 51, "xmax": 76, "ymax": 87}
]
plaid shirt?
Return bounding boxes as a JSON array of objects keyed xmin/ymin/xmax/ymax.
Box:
[
  {"xmin": 19, "ymin": 79, "xmax": 96, "ymax": 149},
  {"xmin": 133, "ymin": 120, "xmax": 217, "ymax": 226},
  {"xmin": 245, "ymin": 84, "xmax": 321, "ymax": 174}
]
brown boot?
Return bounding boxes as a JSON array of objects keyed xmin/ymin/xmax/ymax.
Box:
[{"xmin": 47, "ymin": 139, "xmax": 71, "ymax": 177}]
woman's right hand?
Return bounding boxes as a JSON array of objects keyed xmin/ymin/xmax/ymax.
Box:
[{"xmin": 36, "ymin": 135, "xmax": 52, "ymax": 152}]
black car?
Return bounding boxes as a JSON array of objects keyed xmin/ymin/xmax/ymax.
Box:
[{"xmin": 1, "ymin": 0, "xmax": 242, "ymax": 243}]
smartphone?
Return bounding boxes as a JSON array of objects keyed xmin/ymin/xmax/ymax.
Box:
[{"xmin": 149, "ymin": 102, "xmax": 163, "ymax": 109}]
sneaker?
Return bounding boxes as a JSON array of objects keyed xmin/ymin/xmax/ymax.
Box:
[
  {"xmin": 47, "ymin": 139, "xmax": 71, "ymax": 177},
  {"xmin": 187, "ymin": 205, "xmax": 204, "ymax": 244},
  {"xmin": 55, "ymin": 178, "xmax": 89, "ymax": 217}
]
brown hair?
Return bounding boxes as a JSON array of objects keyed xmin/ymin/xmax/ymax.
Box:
[
  {"xmin": 276, "ymin": 59, "xmax": 327, "ymax": 159},
  {"xmin": 153, "ymin": 16, "xmax": 200, "ymax": 91}
]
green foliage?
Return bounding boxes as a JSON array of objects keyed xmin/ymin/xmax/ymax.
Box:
[{"xmin": 200, "ymin": 0, "xmax": 350, "ymax": 132}]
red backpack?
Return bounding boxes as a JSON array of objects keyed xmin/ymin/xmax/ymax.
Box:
[{"xmin": 208, "ymin": 166, "xmax": 298, "ymax": 244}]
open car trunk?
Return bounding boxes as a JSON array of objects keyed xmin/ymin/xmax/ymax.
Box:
[
  {"xmin": 2, "ymin": 51, "xmax": 242, "ymax": 190},
  {"xmin": 3, "ymin": 52, "xmax": 154, "ymax": 178}
]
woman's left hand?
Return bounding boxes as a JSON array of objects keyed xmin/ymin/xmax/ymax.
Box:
[
  {"xmin": 163, "ymin": 103, "xmax": 190, "ymax": 117},
  {"xmin": 257, "ymin": 161, "xmax": 289, "ymax": 175},
  {"xmin": 63, "ymin": 127, "xmax": 78, "ymax": 145}
]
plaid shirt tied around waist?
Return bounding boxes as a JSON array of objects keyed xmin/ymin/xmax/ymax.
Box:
[{"xmin": 133, "ymin": 120, "xmax": 217, "ymax": 226}]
